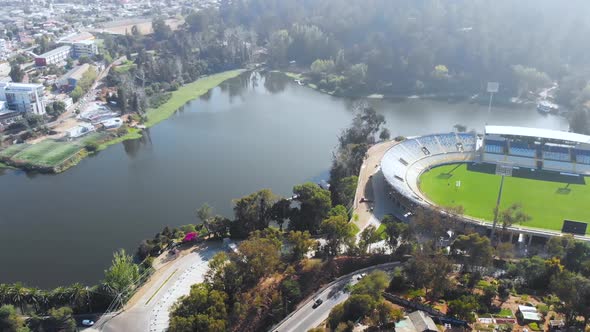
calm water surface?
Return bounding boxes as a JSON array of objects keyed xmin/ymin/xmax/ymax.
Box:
[{"xmin": 0, "ymin": 72, "xmax": 568, "ymax": 287}]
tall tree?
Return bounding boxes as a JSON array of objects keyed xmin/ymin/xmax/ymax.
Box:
[
  {"xmin": 320, "ymin": 215, "xmax": 355, "ymax": 256},
  {"xmin": 289, "ymin": 183, "xmax": 332, "ymax": 233},
  {"xmin": 231, "ymin": 189, "xmax": 278, "ymax": 238},
  {"xmin": 9, "ymin": 64, "xmax": 24, "ymax": 83}
]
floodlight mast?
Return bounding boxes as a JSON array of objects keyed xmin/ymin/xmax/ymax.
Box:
[{"xmin": 486, "ymin": 82, "xmax": 499, "ymax": 126}]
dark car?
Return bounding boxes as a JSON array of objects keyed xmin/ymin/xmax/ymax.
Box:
[{"xmin": 312, "ymin": 298, "xmax": 323, "ymax": 309}]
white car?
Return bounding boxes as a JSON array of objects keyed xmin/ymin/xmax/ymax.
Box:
[{"xmin": 82, "ymin": 320, "xmax": 94, "ymax": 326}]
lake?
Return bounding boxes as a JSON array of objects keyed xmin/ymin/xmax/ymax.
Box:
[{"xmin": 0, "ymin": 72, "xmax": 568, "ymax": 287}]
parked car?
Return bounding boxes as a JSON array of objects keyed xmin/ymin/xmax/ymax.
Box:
[
  {"xmin": 357, "ymin": 273, "xmax": 367, "ymax": 280},
  {"xmin": 82, "ymin": 320, "xmax": 94, "ymax": 326},
  {"xmin": 312, "ymin": 298, "xmax": 323, "ymax": 309}
]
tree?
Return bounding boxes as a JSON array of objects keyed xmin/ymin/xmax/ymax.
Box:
[
  {"xmin": 405, "ymin": 252, "xmax": 453, "ymax": 300},
  {"xmin": 331, "ymin": 176, "xmax": 357, "ymax": 207},
  {"xmin": 70, "ymin": 86, "xmax": 84, "ymax": 102},
  {"xmin": 78, "ymin": 55, "xmax": 92, "ymax": 65},
  {"xmin": 497, "ymin": 203, "xmax": 531, "ymax": 234},
  {"xmin": 287, "ymin": 231, "xmax": 316, "ymax": 261},
  {"xmin": 379, "ymin": 128, "xmax": 391, "ymax": 141},
  {"xmin": 267, "ymin": 30, "xmax": 292, "ymax": 67},
  {"xmin": 102, "ymin": 249, "xmax": 140, "ymax": 304},
  {"xmin": 28, "ymin": 307, "xmax": 76, "ymax": 332},
  {"xmin": 370, "ymin": 301, "xmax": 404, "ymax": 328},
  {"xmin": 235, "ymin": 231, "xmax": 282, "ymax": 283},
  {"xmin": 447, "ymin": 295, "xmax": 478, "ymax": 322},
  {"xmin": 358, "ymin": 225, "xmax": 381, "ymax": 254},
  {"xmin": 230, "ymin": 189, "xmax": 278, "ymax": 238},
  {"xmin": 185, "ymin": 10, "xmax": 210, "ymax": 33},
  {"xmin": 320, "ymin": 215, "xmax": 355, "ymax": 256},
  {"xmin": 197, "ymin": 203, "xmax": 213, "ymax": 232},
  {"xmin": 7, "ymin": 284, "xmax": 28, "ymax": 314},
  {"xmin": 289, "ymin": 183, "xmax": 332, "ymax": 234},
  {"xmin": 9, "ymin": 63, "xmax": 24, "ymax": 83},
  {"xmin": 351, "ymin": 271, "xmax": 389, "ymax": 300},
  {"xmin": 546, "ymin": 234, "xmax": 575, "ymax": 259},
  {"xmin": 512, "ymin": 65, "xmax": 551, "ymax": 97},
  {"xmin": 550, "ymin": 270, "xmax": 590, "ymax": 326},
  {"xmin": 451, "ymin": 233, "xmax": 493, "ymax": 270},
  {"xmin": 117, "ymin": 86, "xmax": 128, "ymax": 113},
  {"xmin": 311, "ymin": 59, "xmax": 335, "ymax": 74},
  {"xmin": 270, "ymin": 198, "xmax": 291, "ymax": 231},
  {"xmin": 453, "ymin": 124, "xmax": 467, "ymax": 132},
  {"xmin": 152, "ymin": 18, "xmax": 172, "ymax": 41},
  {"xmin": 0, "ymin": 305, "xmax": 29, "ymax": 332},
  {"xmin": 169, "ymin": 283, "xmax": 228, "ymax": 332}
]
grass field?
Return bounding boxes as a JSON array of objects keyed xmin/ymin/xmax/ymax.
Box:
[
  {"xmin": 10, "ymin": 140, "xmax": 83, "ymax": 167},
  {"xmin": 419, "ymin": 163, "xmax": 590, "ymax": 234},
  {"xmin": 144, "ymin": 69, "xmax": 245, "ymax": 127}
]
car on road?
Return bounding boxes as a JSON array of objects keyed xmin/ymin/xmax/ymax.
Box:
[
  {"xmin": 312, "ymin": 298, "xmax": 323, "ymax": 309},
  {"xmin": 81, "ymin": 320, "xmax": 94, "ymax": 326},
  {"xmin": 357, "ymin": 273, "xmax": 367, "ymax": 280}
]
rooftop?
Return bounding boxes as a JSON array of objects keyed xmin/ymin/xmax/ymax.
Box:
[
  {"xmin": 485, "ymin": 125, "xmax": 590, "ymax": 145},
  {"xmin": 37, "ymin": 45, "xmax": 71, "ymax": 58}
]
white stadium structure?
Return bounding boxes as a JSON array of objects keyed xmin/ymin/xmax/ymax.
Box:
[{"xmin": 380, "ymin": 125, "xmax": 590, "ymax": 242}]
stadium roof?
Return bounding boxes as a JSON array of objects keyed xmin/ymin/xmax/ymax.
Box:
[{"xmin": 485, "ymin": 125, "xmax": 590, "ymax": 144}]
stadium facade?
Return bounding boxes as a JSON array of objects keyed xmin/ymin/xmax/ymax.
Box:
[{"xmin": 380, "ymin": 126, "xmax": 590, "ymax": 242}]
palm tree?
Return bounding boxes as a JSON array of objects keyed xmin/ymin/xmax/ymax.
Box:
[
  {"xmin": 8, "ymin": 283, "xmax": 29, "ymax": 314},
  {"xmin": 66, "ymin": 283, "xmax": 89, "ymax": 311},
  {"xmin": 0, "ymin": 283, "xmax": 10, "ymax": 305},
  {"xmin": 49, "ymin": 286, "xmax": 68, "ymax": 308}
]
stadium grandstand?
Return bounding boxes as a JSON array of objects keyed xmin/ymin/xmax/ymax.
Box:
[
  {"xmin": 482, "ymin": 125, "xmax": 590, "ymax": 174},
  {"xmin": 380, "ymin": 126, "xmax": 590, "ymax": 242}
]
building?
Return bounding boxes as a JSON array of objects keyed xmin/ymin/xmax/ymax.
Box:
[
  {"xmin": 73, "ymin": 40, "xmax": 98, "ymax": 58},
  {"xmin": 65, "ymin": 123, "xmax": 94, "ymax": 138},
  {"xmin": 57, "ymin": 63, "xmax": 90, "ymax": 90},
  {"xmin": 517, "ymin": 305, "xmax": 542, "ymax": 324},
  {"xmin": 0, "ymin": 38, "xmax": 8, "ymax": 60},
  {"xmin": 0, "ymin": 82, "xmax": 46, "ymax": 115},
  {"xmin": 395, "ymin": 311, "xmax": 438, "ymax": 332},
  {"xmin": 35, "ymin": 45, "xmax": 72, "ymax": 66}
]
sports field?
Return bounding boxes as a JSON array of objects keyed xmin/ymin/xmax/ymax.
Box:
[{"xmin": 419, "ymin": 163, "xmax": 590, "ymax": 234}]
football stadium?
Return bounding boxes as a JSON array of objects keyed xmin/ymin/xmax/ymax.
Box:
[{"xmin": 380, "ymin": 126, "xmax": 590, "ymax": 242}]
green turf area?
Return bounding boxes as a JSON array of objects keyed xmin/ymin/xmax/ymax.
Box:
[
  {"xmin": 419, "ymin": 163, "xmax": 590, "ymax": 234},
  {"xmin": 11, "ymin": 140, "xmax": 82, "ymax": 167},
  {"xmin": 145, "ymin": 69, "xmax": 245, "ymax": 127},
  {"xmin": 0, "ymin": 144, "xmax": 30, "ymax": 158}
]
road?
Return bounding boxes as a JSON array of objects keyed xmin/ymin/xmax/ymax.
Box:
[
  {"xmin": 270, "ymin": 262, "xmax": 399, "ymax": 332},
  {"xmin": 89, "ymin": 242, "xmax": 223, "ymax": 332},
  {"xmin": 352, "ymin": 140, "xmax": 403, "ymax": 233}
]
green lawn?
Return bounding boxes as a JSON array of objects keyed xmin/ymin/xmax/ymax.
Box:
[
  {"xmin": 419, "ymin": 163, "xmax": 590, "ymax": 234},
  {"xmin": 145, "ymin": 69, "xmax": 245, "ymax": 127},
  {"xmin": 0, "ymin": 144, "xmax": 30, "ymax": 158},
  {"xmin": 11, "ymin": 140, "xmax": 82, "ymax": 167}
]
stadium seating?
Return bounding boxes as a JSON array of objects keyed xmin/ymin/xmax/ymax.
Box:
[
  {"xmin": 417, "ymin": 135, "xmax": 445, "ymax": 155},
  {"xmin": 458, "ymin": 133, "xmax": 476, "ymax": 151},
  {"xmin": 485, "ymin": 144, "xmax": 503, "ymax": 154},
  {"xmin": 437, "ymin": 133, "xmax": 459, "ymax": 152},
  {"xmin": 574, "ymin": 149, "xmax": 590, "ymax": 165},
  {"xmin": 542, "ymin": 146, "xmax": 571, "ymax": 161}
]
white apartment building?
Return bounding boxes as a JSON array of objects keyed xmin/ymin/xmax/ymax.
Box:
[
  {"xmin": 0, "ymin": 82, "xmax": 46, "ymax": 115},
  {"xmin": 73, "ymin": 40, "xmax": 98, "ymax": 58}
]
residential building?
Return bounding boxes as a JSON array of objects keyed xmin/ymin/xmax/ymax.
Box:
[
  {"xmin": 395, "ymin": 311, "xmax": 438, "ymax": 332},
  {"xmin": 35, "ymin": 45, "xmax": 72, "ymax": 66},
  {"xmin": 73, "ymin": 40, "xmax": 98, "ymax": 58},
  {"xmin": 0, "ymin": 38, "xmax": 8, "ymax": 60},
  {"xmin": 57, "ymin": 63, "xmax": 90, "ymax": 90},
  {"xmin": 0, "ymin": 82, "xmax": 46, "ymax": 115}
]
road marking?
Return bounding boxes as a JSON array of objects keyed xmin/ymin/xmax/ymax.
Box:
[{"xmin": 145, "ymin": 269, "xmax": 178, "ymax": 305}]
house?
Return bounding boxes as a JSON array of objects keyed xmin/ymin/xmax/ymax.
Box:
[
  {"xmin": 57, "ymin": 63, "xmax": 90, "ymax": 91},
  {"xmin": 65, "ymin": 123, "xmax": 95, "ymax": 138},
  {"xmin": 395, "ymin": 311, "xmax": 438, "ymax": 332},
  {"xmin": 517, "ymin": 305, "xmax": 542, "ymax": 323}
]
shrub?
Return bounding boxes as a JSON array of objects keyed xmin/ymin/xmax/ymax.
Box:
[
  {"xmin": 85, "ymin": 142, "xmax": 99, "ymax": 152},
  {"xmin": 529, "ymin": 322, "xmax": 542, "ymax": 331}
]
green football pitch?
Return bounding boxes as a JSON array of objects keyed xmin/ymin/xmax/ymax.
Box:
[{"xmin": 419, "ymin": 163, "xmax": 590, "ymax": 234}]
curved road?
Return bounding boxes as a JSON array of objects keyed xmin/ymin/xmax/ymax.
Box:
[
  {"xmin": 270, "ymin": 262, "xmax": 399, "ymax": 332},
  {"xmin": 88, "ymin": 242, "xmax": 222, "ymax": 332}
]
